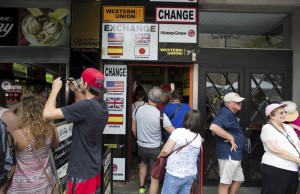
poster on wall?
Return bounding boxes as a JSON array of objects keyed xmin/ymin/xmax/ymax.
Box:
[
  {"xmin": 19, "ymin": 8, "xmax": 71, "ymax": 46},
  {"xmin": 51, "ymin": 122, "xmax": 73, "ymax": 193},
  {"xmin": 103, "ymin": 64, "xmax": 127, "ymax": 134},
  {"xmin": 113, "ymin": 158, "xmax": 125, "ymax": 180},
  {"xmin": 101, "ymin": 23, "xmax": 158, "ymax": 60},
  {"xmin": 0, "ymin": 8, "xmax": 18, "ymax": 46}
]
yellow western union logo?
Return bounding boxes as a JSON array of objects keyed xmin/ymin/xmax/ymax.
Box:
[
  {"xmin": 107, "ymin": 46, "xmax": 123, "ymax": 55},
  {"xmin": 108, "ymin": 114, "xmax": 123, "ymax": 125},
  {"xmin": 103, "ymin": 6, "xmax": 144, "ymax": 22}
]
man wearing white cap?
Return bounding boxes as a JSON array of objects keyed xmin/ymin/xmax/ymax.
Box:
[
  {"xmin": 209, "ymin": 92, "xmax": 245, "ymax": 194},
  {"xmin": 43, "ymin": 68, "xmax": 109, "ymax": 194}
]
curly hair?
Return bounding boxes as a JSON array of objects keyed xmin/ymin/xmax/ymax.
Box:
[{"xmin": 17, "ymin": 94, "xmax": 56, "ymax": 147}]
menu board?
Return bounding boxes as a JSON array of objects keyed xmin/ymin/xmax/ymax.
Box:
[{"xmin": 51, "ymin": 122, "xmax": 73, "ymax": 193}]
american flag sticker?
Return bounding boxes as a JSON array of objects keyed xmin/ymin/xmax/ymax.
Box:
[
  {"xmin": 107, "ymin": 46, "xmax": 123, "ymax": 55},
  {"xmin": 108, "ymin": 33, "xmax": 124, "ymax": 42},
  {"xmin": 106, "ymin": 97, "xmax": 124, "ymax": 110},
  {"xmin": 134, "ymin": 46, "xmax": 150, "ymax": 56},
  {"xmin": 106, "ymin": 81, "xmax": 124, "ymax": 92},
  {"xmin": 134, "ymin": 33, "xmax": 150, "ymax": 43},
  {"xmin": 108, "ymin": 114, "xmax": 123, "ymax": 125}
]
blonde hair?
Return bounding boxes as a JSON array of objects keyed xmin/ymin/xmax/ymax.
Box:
[{"xmin": 17, "ymin": 94, "xmax": 55, "ymax": 147}]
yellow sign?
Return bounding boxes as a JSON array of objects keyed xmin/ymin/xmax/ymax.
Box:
[
  {"xmin": 183, "ymin": 72, "xmax": 190, "ymax": 96},
  {"xmin": 103, "ymin": 6, "xmax": 144, "ymax": 22}
]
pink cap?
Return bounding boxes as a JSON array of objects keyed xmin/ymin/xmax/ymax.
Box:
[
  {"xmin": 265, "ymin": 103, "xmax": 287, "ymax": 117},
  {"xmin": 161, "ymin": 84, "xmax": 171, "ymax": 91}
]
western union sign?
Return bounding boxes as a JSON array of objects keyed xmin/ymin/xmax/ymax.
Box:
[{"xmin": 103, "ymin": 6, "xmax": 144, "ymax": 22}]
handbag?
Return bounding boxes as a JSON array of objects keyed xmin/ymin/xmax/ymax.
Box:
[
  {"xmin": 151, "ymin": 134, "xmax": 198, "ymax": 180},
  {"xmin": 21, "ymin": 131, "xmax": 61, "ymax": 194}
]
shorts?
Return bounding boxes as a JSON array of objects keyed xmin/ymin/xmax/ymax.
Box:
[
  {"xmin": 67, "ymin": 173, "xmax": 101, "ymax": 194},
  {"xmin": 138, "ymin": 145, "xmax": 161, "ymax": 167},
  {"xmin": 218, "ymin": 157, "xmax": 244, "ymax": 184}
]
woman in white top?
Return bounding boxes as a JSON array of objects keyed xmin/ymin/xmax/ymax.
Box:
[
  {"xmin": 260, "ymin": 103, "xmax": 300, "ymax": 194},
  {"xmin": 159, "ymin": 109, "xmax": 202, "ymax": 194}
]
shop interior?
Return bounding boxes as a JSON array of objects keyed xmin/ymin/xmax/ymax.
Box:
[
  {"xmin": 0, "ymin": 63, "xmax": 67, "ymax": 108},
  {"xmin": 127, "ymin": 64, "xmax": 193, "ymax": 175}
]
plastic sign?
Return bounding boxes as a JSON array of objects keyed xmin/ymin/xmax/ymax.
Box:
[
  {"xmin": 103, "ymin": 6, "xmax": 144, "ymax": 22},
  {"xmin": 155, "ymin": 7, "xmax": 198, "ymax": 23}
]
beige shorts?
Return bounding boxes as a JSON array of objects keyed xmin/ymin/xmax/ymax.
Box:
[{"xmin": 218, "ymin": 156, "xmax": 244, "ymax": 184}]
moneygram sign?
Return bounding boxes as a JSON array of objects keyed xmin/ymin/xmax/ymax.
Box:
[{"xmin": 155, "ymin": 7, "xmax": 197, "ymax": 24}]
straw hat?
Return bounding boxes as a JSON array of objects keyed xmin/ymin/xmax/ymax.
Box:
[{"xmin": 281, "ymin": 101, "xmax": 299, "ymax": 122}]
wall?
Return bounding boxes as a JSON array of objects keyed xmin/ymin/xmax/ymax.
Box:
[{"xmin": 292, "ymin": 9, "xmax": 300, "ymax": 106}]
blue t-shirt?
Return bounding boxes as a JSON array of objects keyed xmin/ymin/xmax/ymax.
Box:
[
  {"xmin": 212, "ymin": 106, "xmax": 245, "ymax": 160},
  {"xmin": 164, "ymin": 103, "xmax": 191, "ymax": 129}
]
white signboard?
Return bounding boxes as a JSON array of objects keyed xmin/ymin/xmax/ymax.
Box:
[
  {"xmin": 155, "ymin": 7, "xmax": 197, "ymax": 23},
  {"xmin": 102, "ymin": 23, "xmax": 158, "ymax": 60},
  {"xmin": 103, "ymin": 65, "xmax": 127, "ymax": 135},
  {"xmin": 151, "ymin": 0, "xmax": 197, "ymax": 2},
  {"xmin": 159, "ymin": 24, "xmax": 197, "ymax": 43},
  {"xmin": 113, "ymin": 158, "xmax": 125, "ymax": 180}
]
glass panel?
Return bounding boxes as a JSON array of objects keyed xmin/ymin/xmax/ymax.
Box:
[
  {"xmin": 204, "ymin": 72, "xmax": 239, "ymax": 181},
  {"xmin": 249, "ymin": 73, "xmax": 284, "ymax": 125}
]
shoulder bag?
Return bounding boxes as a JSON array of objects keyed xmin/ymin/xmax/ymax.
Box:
[{"xmin": 151, "ymin": 133, "xmax": 198, "ymax": 180}]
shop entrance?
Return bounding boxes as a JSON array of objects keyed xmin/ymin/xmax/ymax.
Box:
[{"xmin": 126, "ymin": 64, "xmax": 194, "ymax": 179}]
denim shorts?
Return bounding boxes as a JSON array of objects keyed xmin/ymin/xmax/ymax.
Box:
[{"xmin": 161, "ymin": 172, "xmax": 195, "ymax": 194}]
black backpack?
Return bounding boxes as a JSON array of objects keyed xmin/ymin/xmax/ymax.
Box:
[{"xmin": 0, "ymin": 119, "xmax": 15, "ymax": 186}]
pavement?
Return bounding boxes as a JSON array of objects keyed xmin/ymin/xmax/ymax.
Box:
[{"xmin": 113, "ymin": 178, "xmax": 261, "ymax": 194}]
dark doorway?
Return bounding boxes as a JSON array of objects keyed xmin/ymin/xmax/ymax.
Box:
[{"xmin": 198, "ymin": 48, "xmax": 293, "ymax": 186}]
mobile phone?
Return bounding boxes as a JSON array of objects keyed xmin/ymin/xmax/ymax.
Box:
[{"xmin": 60, "ymin": 78, "xmax": 75, "ymax": 82}]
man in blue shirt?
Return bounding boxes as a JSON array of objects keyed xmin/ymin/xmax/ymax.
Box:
[{"xmin": 209, "ymin": 92, "xmax": 245, "ymax": 194}]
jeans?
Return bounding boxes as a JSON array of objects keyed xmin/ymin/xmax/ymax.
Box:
[{"xmin": 161, "ymin": 172, "xmax": 195, "ymax": 194}]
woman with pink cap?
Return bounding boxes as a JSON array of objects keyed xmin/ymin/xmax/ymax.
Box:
[{"xmin": 260, "ymin": 103, "xmax": 300, "ymax": 194}]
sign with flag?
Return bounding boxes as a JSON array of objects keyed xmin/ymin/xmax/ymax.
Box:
[
  {"xmin": 102, "ymin": 23, "xmax": 158, "ymax": 60},
  {"xmin": 107, "ymin": 114, "xmax": 123, "ymax": 125},
  {"xmin": 108, "ymin": 33, "xmax": 124, "ymax": 42},
  {"xmin": 106, "ymin": 81, "xmax": 124, "ymax": 92},
  {"xmin": 134, "ymin": 46, "xmax": 150, "ymax": 56},
  {"xmin": 134, "ymin": 33, "xmax": 150, "ymax": 43},
  {"xmin": 103, "ymin": 65, "xmax": 127, "ymax": 135},
  {"xmin": 106, "ymin": 97, "xmax": 124, "ymax": 110},
  {"xmin": 107, "ymin": 46, "xmax": 123, "ymax": 55}
]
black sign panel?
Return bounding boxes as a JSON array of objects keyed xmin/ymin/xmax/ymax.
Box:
[
  {"xmin": 0, "ymin": 8, "xmax": 18, "ymax": 46},
  {"xmin": 158, "ymin": 43, "xmax": 199, "ymax": 62}
]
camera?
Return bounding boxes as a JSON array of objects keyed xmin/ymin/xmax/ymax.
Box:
[{"xmin": 60, "ymin": 78, "xmax": 75, "ymax": 82}]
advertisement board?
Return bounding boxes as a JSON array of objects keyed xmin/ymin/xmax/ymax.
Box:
[
  {"xmin": 101, "ymin": 23, "xmax": 158, "ymax": 60},
  {"xmin": 103, "ymin": 64, "xmax": 127, "ymax": 134},
  {"xmin": 0, "ymin": 8, "xmax": 18, "ymax": 46},
  {"xmin": 158, "ymin": 43, "xmax": 198, "ymax": 62},
  {"xmin": 71, "ymin": 2, "xmax": 100, "ymax": 48},
  {"xmin": 103, "ymin": 6, "xmax": 144, "ymax": 22},
  {"xmin": 155, "ymin": 7, "xmax": 197, "ymax": 23},
  {"xmin": 52, "ymin": 122, "xmax": 73, "ymax": 193},
  {"xmin": 19, "ymin": 8, "xmax": 70, "ymax": 46},
  {"xmin": 159, "ymin": 24, "xmax": 197, "ymax": 43}
]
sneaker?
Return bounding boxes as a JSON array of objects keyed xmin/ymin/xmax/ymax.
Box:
[{"xmin": 139, "ymin": 186, "xmax": 146, "ymax": 194}]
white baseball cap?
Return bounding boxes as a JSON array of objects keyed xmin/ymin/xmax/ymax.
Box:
[{"xmin": 224, "ymin": 92, "xmax": 245, "ymax": 102}]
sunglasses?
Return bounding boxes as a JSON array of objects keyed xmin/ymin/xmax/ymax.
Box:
[{"xmin": 275, "ymin": 111, "xmax": 287, "ymax": 115}]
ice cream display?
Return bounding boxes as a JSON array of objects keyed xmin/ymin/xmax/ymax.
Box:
[{"xmin": 21, "ymin": 8, "xmax": 69, "ymax": 46}]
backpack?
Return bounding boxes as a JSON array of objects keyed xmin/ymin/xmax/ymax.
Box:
[{"xmin": 0, "ymin": 119, "xmax": 15, "ymax": 186}]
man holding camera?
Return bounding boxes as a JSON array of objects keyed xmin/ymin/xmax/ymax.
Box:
[{"xmin": 43, "ymin": 68, "xmax": 109, "ymax": 194}]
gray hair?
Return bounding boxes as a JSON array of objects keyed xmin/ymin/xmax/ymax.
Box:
[{"xmin": 148, "ymin": 86, "xmax": 163, "ymax": 103}]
